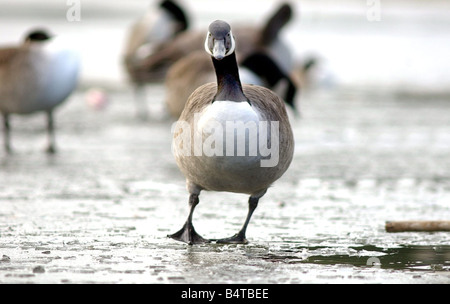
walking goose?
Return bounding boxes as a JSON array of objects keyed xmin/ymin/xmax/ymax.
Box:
[
  {"xmin": 169, "ymin": 20, "xmax": 294, "ymax": 245},
  {"xmin": 0, "ymin": 29, "xmax": 80, "ymax": 153}
]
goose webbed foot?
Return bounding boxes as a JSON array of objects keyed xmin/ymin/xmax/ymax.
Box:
[
  {"xmin": 215, "ymin": 231, "xmax": 248, "ymax": 244},
  {"xmin": 168, "ymin": 193, "xmax": 210, "ymax": 245},
  {"xmin": 168, "ymin": 222, "xmax": 210, "ymax": 245}
]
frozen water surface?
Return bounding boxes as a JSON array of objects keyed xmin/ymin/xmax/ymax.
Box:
[{"xmin": 0, "ymin": 0, "xmax": 450, "ymax": 284}]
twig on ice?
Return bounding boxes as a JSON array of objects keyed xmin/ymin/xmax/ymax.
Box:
[{"xmin": 385, "ymin": 221, "xmax": 450, "ymax": 232}]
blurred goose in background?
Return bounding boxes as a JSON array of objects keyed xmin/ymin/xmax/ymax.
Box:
[
  {"xmin": 169, "ymin": 20, "xmax": 294, "ymax": 245},
  {"xmin": 165, "ymin": 50, "xmax": 298, "ymax": 119},
  {"xmin": 123, "ymin": 0, "xmax": 190, "ymax": 118},
  {"xmin": 124, "ymin": 0, "xmax": 189, "ymax": 83},
  {"xmin": 137, "ymin": 2, "xmax": 294, "ymax": 81},
  {"xmin": 0, "ymin": 29, "xmax": 80, "ymax": 153}
]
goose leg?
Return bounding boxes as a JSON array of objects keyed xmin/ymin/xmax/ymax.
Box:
[
  {"xmin": 2, "ymin": 113, "xmax": 11, "ymax": 153},
  {"xmin": 45, "ymin": 110, "xmax": 56, "ymax": 154},
  {"xmin": 168, "ymin": 193, "xmax": 210, "ymax": 245},
  {"xmin": 216, "ymin": 196, "xmax": 259, "ymax": 244},
  {"xmin": 134, "ymin": 84, "xmax": 149, "ymax": 120}
]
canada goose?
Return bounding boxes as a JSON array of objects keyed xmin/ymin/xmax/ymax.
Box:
[
  {"xmin": 135, "ymin": 2, "xmax": 294, "ymax": 83},
  {"xmin": 169, "ymin": 20, "xmax": 294, "ymax": 245},
  {"xmin": 165, "ymin": 49, "xmax": 298, "ymax": 119},
  {"xmin": 0, "ymin": 29, "xmax": 80, "ymax": 153},
  {"xmin": 124, "ymin": 0, "xmax": 189, "ymax": 83},
  {"xmin": 123, "ymin": 0, "xmax": 189, "ymax": 118}
]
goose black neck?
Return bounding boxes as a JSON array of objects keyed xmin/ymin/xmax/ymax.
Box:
[{"xmin": 212, "ymin": 52, "xmax": 248, "ymax": 102}]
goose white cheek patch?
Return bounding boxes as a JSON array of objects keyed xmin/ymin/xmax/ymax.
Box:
[
  {"xmin": 171, "ymin": 101, "xmax": 280, "ymax": 167},
  {"xmin": 204, "ymin": 30, "xmax": 235, "ymax": 58}
]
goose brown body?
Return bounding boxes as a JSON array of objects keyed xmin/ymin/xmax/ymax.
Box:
[{"xmin": 174, "ymin": 82, "xmax": 294, "ymax": 196}]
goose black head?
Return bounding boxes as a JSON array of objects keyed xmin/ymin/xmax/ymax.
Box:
[
  {"xmin": 25, "ymin": 29, "xmax": 52, "ymax": 43},
  {"xmin": 204, "ymin": 20, "xmax": 235, "ymax": 60}
]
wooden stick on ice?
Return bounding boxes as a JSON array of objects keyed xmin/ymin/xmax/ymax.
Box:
[{"xmin": 385, "ymin": 221, "xmax": 450, "ymax": 232}]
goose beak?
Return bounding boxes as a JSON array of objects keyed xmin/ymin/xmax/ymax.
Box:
[{"xmin": 212, "ymin": 39, "xmax": 226, "ymax": 60}]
